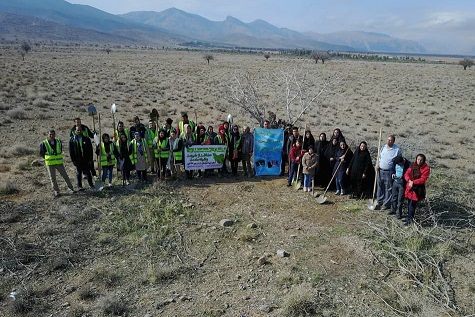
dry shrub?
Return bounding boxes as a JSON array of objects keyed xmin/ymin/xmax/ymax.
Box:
[
  {"xmin": 4, "ymin": 145, "xmax": 35, "ymax": 157},
  {"xmin": 92, "ymin": 267, "xmax": 122, "ymax": 288},
  {"xmin": 78, "ymin": 285, "xmax": 98, "ymax": 301},
  {"xmin": 283, "ymin": 284, "xmax": 320, "ymax": 316},
  {"xmin": 7, "ymin": 109, "xmax": 28, "ymax": 120},
  {"xmin": 101, "ymin": 296, "xmax": 128, "ymax": 316},
  {"xmin": 0, "ymin": 181, "xmax": 19, "ymax": 195},
  {"xmin": 0, "ymin": 104, "xmax": 12, "ymax": 111},
  {"xmin": 0, "ymin": 164, "xmax": 11, "ymax": 172}
]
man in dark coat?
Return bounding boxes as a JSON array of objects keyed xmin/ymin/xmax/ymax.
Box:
[
  {"xmin": 70, "ymin": 117, "xmax": 96, "ymax": 177},
  {"xmin": 129, "ymin": 116, "xmax": 147, "ymax": 140},
  {"xmin": 69, "ymin": 126, "xmax": 95, "ymax": 189}
]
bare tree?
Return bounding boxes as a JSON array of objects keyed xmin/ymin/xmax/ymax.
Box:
[
  {"xmin": 311, "ymin": 51, "xmax": 330, "ymax": 64},
  {"xmin": 227, "ymin": 70, "xmax": 338, "ymax": 127},
  {"xmin": 459, "ymin": 58, "xmax": 473, "ymax": 70},
  {"xmin": 105, "ymin": 48, "xmax": 112, "ymax": 54},
  {"xmin": 20, "ymin": 41, "xmax": 31, "ymax": 61},
  {"xmin": 204, "ymin": 54, "xmax": 214, "ymax": 65},
  {"xmin": 264, "ymin": 53, "xmax": 270, "ymax": 61}
]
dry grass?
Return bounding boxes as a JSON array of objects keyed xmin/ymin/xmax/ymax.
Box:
[{"xmin": 0, "ymin": 180, "xmax": 19, "ymax": 195}]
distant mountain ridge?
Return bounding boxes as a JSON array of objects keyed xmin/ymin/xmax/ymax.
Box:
[
  {"xmin": 304, "ymin": 31, "xmax": 426, "ymax": 54},
  {"xmin": 0, "ymin": 0, "xmax": 428, "ymax": 53},
  {"xmin": 121, "ymin": 8, "xmax": 353, "ymax": 51}
]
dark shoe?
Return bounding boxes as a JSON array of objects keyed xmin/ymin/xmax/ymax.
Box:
[
  {"xmin": 397, "ymin": 214, "xmax": 403, "ymax": 219},
  {"xmin": 287, "ymin": 184, "xmax": 292, "ymax": 187},
  {"xmin": 381, "ymin": 205, "xmax": 389, "ymax": 211},
  {"xmin": 373, "ymin": 204, "xmax": 382, "ymax": 211},
  {"xmin": 388, "ymin": 210, "xmax": 396, "ymax": 215}
]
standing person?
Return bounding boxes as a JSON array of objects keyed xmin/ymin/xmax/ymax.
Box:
[
  {"xmin": 153, "ymin": 129, "xmax": 170, "ymax": 179},
  {"xmin": 390, "ymin": 156, "xmax": 410, "ymax": 218},
  {"xmin": 69, "ymin": 117, "xmax": 94, "ymax": 138},
  {"xmin": 69, "ymin": 126, "xmax": 95, "ymax": 190},
  {"xmin": 129, "ymin": 116, "xmax": 147, "ymax": 140},
  {"xmin": 145, "ymin": 120, "xmax": 158, "ymax": 173},
  {"xmin": 331, "ymin": 128, "xmax": 346, "ymax": 143},
  {"xmin": 229, "ymin": 125, "xmax": 242, "ymax": 176},
  {"xmin": 115, "ymin": 121, "xmax": 129, "ymax": 142},
  {"xmin": 163, "ymin": 118, "xmax": 174, "ymax": 137},
  {"xmin": 241, "ymin": 126, "xmax": 254, "ymax": 177},
  {"xmin": 287, "ymin": 140, "xmax": 303, "ymax": 186},
  {"xmin": 263, "ymin": 120, "xmax": 271, "ymax": 129},
  {"xmin": 403, "ymin": 154, "xmax": 430, "ymax": 225},
  {"xmin": 129, "ymin": 132, "xmax": 148, "ymax": 182},
  {"xmin": 215, "ymin": 124, "xmax": 229, "ymax": 175},
  {"xmin": 333, "ymin": 141, "xmax": 353, "ymax": 195},
  {"xmin": 70, "ymin": 117, "xmax": 96, "ymax": 177},
  {"xmin": 346, "ymin": 141, "xmax": 374, "ymax": 199},
  {"xmin": 302, "ymin": 130, "xmax": 315, "ymax": 152},
  {"xmin": 314, "ymin": 133, "xmax": 330, "ymax": 187},
  {"xmin": 96, "ymin": 133, "xmax": 119, "ymax": 189},
  {"xmin": 118, "ymin": 133, "xmax": 132, "ymax": 185},
  {"xmin": 286, "ymin": 127, "xmax": 303, "ymax": 160},
  {"xmin": 177, "ymin": 112, "xmax": 196, "ymax": 138},
  {"xmin": 281, "ymin": 124, "xmax": 292, "ymax": 176},
  {"xmin": 324, "ymin": 137, "xmax": 339, "ymax": 189},
  {"xmin": 40, "ymin": 130, "xmax": 75, "ymax": 197},
  {"xmin": 302, "ymin": 146, "xmax": 318, "ymax": 193},
  {"xmin": 376, "ymin": 134, "xmax": 402, "ymax": 210},
  {"xmin": 168, "ymin": 129, "xmax": 183, "ymax": 177},
  {"xmin": 182, "ymin": 124, "xmax": 196, "ymax": 179},
  {"xmin": 207, "ymin": 126, "xmax": 217, "ymax": 142}
]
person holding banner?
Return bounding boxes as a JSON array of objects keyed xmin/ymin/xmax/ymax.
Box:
[
  {"xmin": 182, "ymin": 124, "xmax": 197, "ymax": 179},
  {"xmin": 215, "ymin": 124, "xmax": 229, "ymax": 175},
  {"xmin": 241, "ymin": 126, "xmax": 254, "ymax": 177},
  {"xmin": 168, "ymin": 129, "xmax": 183, "ymax": 177},
  {"xmin": 229, "ymin": 125, "xmax": 242, "ymax": 176}
]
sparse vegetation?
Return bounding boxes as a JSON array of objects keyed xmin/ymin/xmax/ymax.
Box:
[
  {"xmin": 204, "ymin": 54, "xmax": 214, "ymax": 64},
  {"xmin": 264, "ymin": 53, "xmax": 270, "ymax": 61},
  {"xmin": 459, "ymin": 58, "xmax": 473, "ymax": 70},
  {"xmin": 0, "ymin": 180, "xmax": 19, "ymax": 195},
  {"xmin": 6, "ymin": 109, "xmax": 28, "ymax": 120},
  {"xmin": 20, "ymin": 41, "xmax": 31, "ymax": 60}
]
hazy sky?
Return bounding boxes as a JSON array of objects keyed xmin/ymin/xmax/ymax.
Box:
[{"xmin": 70, "ymin": 0, "xmax": 475, "ymax": 54}]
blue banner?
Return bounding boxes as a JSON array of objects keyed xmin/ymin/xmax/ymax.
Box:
[{"xmin": 253, "ymin": 128, "xmax": 284, "ymax": 176}]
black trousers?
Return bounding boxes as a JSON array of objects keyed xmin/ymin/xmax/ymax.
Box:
[{"xmin": 76, "ymin": 165, "xmax": 93, "ymax": 188}]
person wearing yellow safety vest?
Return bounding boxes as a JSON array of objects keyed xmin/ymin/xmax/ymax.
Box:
[
  {"xmin": 145, "ymin": 120, "xmax": 158, "ymax": 174},
  {"xmin": 229, "ymin": 125, "xmax": 243, "ymax": 176},
  {"xmin": 182, "ymin": 124, "xmax": 197, "ymax": 179},
  {"xmin": 153, "ymin": 129, "xmax": 170, "ymax": 179},
  {"xmin": 129, "ymin": 132, "xmax": 148, "ymax": 182},
  {"xmin": 69, "ymin": 125, "xmax": 95, "ymax": 190},
  {"xmin": 39, "ymin": 129, "xmax": 75, "ymax": 197},
  {"xmin": 177, "ymin": 112, "xmax": 196, "ymax": 138},
  {"xmin": 168, "ymin": 128, "xmax": 183, "ymax": 177},
  {"xmin": 114, "ymin": 121, "xmax": 130, "ymax": 143},
  {"xmin": 95, "ymin": 133, "xmax": 119, "ymax": 189},
  {"xmin": 117, "ymin": 133, "xmax": 132, "ymax": 185}
]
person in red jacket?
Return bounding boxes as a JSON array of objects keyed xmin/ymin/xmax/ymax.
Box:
[
  {"xmin": 287, "ymin": 140, "xmax": 303, "ymax": 186},
  {"xmin": 403, "ymin": 153, "xmax": 430, "ymax": 225}
]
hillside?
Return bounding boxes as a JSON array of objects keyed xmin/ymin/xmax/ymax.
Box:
[
  {"xmin": 0, "ymin": 12, "xmax": 137, "ymax": 44},
  {"xmin": 0, "ymin": 0, "xmax": 183, "ymax": 44}
]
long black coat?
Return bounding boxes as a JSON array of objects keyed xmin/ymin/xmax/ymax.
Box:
[
  {"xmin": 314, "ymin": 140, "xmax": 330, "ymax": 186},
  {"xmin": 69, "ymin": 135, "xmax": 94, "ymax": 169},
  {"xmin": 348, "ymin": 148, "xmax": 375, "ymax": 197}
]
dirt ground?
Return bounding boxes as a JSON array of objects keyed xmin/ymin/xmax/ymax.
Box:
[{"xmin": 1, "ymin": 46, "xmax": 474, "ymax": 316}]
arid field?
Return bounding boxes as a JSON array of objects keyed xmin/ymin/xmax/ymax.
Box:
[{"xmin": 0, "ymin": 46, "xmax": 474, "ymax": 316}]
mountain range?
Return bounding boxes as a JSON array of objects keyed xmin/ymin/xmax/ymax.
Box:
[{"xmin": 0, "ymin": 0, "xmax": 427, "ymax": 54}]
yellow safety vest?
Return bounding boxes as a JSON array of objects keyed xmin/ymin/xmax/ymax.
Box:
[
  {"xmin": 129, "ymin": 140, "xmax": 148, "ymax": 165},
  {"xmin": 43, "ymin": 139, "xmax": 64, "ymax": 166},
  {"xmin": 100, "ymin": 143, "xmax": 117, "ymax": 167}
]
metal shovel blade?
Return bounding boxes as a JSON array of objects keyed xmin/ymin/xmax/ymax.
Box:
[
  {"xmin": 293, "ymin": 180, "xmax": 302, "ymax": 190},
  {"xmin": 312, "ymin": 191, "xmax": 319, "ymax": 197},
  {"xmin": 367, "ymin": 199, "xmax": 377, "ymax": 210},
  {"xmin": 316, "ymin": 195, "xmax": 327, "ymax": 204},
  {"xmin": 87, "ymin": 104, "xmax": 97, "ymax": 116}
]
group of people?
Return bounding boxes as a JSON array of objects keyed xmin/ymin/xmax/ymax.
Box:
[
  {"xmin": 284, "ymin": 127, "xmax": 430, "ymax": 225},
  {"xmin": 40, "ymin": 112, "xmax": 430, "ymax": 225}
]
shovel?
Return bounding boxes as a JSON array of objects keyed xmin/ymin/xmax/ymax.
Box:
[
  {"xmin": 316, "ymin": 145, "xmax": 351, "ymax": 204},
  {"xmin": 368, "ymin": 128, "xmax": 383, "ymax": 210},
  {"xmin": 111, "ymin": 103, "xmax": 117, "ymax": 140},
  {"xmin": 87, "ymin": 104, "xmax": 97, "ymax": 131}
]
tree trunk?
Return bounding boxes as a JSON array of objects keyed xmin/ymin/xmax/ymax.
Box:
[
  {"xmin": 207, "ymin": 59, "xmax": 210, "ymax": 65},
  {"xmin": 463, "ymin": 65, "xmax": 467, "ymax": 70}
]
